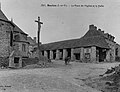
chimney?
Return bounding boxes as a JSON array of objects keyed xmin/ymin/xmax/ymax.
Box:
[
  {"xmin": 111, "ymin": 36, "xmax": 115, "ymax": 41},
  {"xmin": 98, "ymin": 29, "xmax": 101, "ymax": 31},
  {"xmin": 101, "ymin": 31, "xmax": 104, "ymax": 33},
  {"xmin": 113, "ymin": 36, "xmax": 115, "ymax": 41},
  {"xmin": 33, "ymin": 37, "xmax": 36, "ymax": 43},
  {"xmin": 94, "ymin": 26, "xmax": 97, "ymax": 30},
  {"xmin": 105, "ymin": 33, "xmax": 109, "ymax": 39},
  {"xmin": 89, "ymin": 24, "xmax": 95, "ymax": 30},
  {"xmin": 108, "ymin": 34, "xmax": 111, "ymax": 40},
  {"xmin": 111, "ymin": 36, "xmax": 113, "ymax": 41}
]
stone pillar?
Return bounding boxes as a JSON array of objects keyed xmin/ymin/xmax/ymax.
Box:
[
  {"xmin": 91, "ymin": 46, "xmax": 97, "ymax": 63},
  {"xmin": 40, "ymin": 52, "xmax": 42, "ymax": 56},
  {"xmin": 9, "ymin": 57, "xmax": 14, "ymax": 68},
  {"xmin": 56, "ymin": 50, "xmax": 60, "ymax": 60},
  {"xmin": 106, "ymin": 50, "xmax": 110, "ymax": 62},
  {"xmin": 63, "ymin": 49, "xmax": 67, "ymax": 60},
  {"xmin": 80, "ymin": 47, "xmax": 84, "ymax": 62},
  {"xmin": 112, "ymin": 46, "xmax": 116, "ymax": 62},
  {"xmin": 71, "ymin": 48, "xmax": 74, "ymax": 61},
  {"xmin": 19, "ymin": 57, "xmax": 22, "ymax": 68},
  {"xmin": 44, "ymin": 51, "xmax": 48, "ymax": 58},
  {"xmin": 50, "ymin": 50, "xmax": 53, "ymax": 59}
]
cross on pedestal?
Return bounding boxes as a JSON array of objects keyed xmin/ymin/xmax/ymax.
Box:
[{"xmin": 35, "ymin": 16, "xmax": 43, "ymax": 62}]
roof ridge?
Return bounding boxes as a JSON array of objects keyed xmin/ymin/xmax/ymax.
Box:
[{"xmin": 83, "ymin": 25, "xmax": 105, "ymax": 38}]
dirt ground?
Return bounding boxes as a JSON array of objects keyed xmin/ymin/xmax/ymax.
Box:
[{"xmin": 0, "ymin": 60, "xmax": 119, "ymax": 92}]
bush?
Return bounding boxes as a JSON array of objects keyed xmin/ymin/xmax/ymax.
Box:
[
  {"xmin": 115, "ymin": 56, "xmax": 120, "ymax": 62},
  {"xmin": 0, "ymin": 57, "xmax": 9, "ymax": 68}
]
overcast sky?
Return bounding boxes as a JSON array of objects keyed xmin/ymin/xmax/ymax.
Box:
[{"xmin": 1, "ymin": 0, "xmax": 120, "ymax": 44}]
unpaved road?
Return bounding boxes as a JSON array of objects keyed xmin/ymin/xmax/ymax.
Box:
[{"xmin": 0, "ymin": 60, "xmax": 119, "ymax": 92}]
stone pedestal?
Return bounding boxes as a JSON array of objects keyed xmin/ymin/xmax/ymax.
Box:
[
  {"xmin": 91, "ymin": 46, "xmax": 97, "ymax": 63},
  {"xmin": 50, "ymin": 50, "xmax": 53, "ymax": 59},
  {"xmin": 56, "ymin": 50, "xmax": 60, "ymax": 60},
  {"xmin": 63, "ymin": 49, "xmax": 67, "ymax": 60}
]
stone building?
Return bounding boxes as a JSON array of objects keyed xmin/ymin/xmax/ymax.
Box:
[
  {"xmin": 27, "ymin": 37, "xmax": 37, "ymax": 57},
  {"xmin": 40, "ymin": 25, "xmax": 120, "ymax": 63},
  {"xmin": 0, "ymin": 9, "xmax": 29, "ymax": 68}
]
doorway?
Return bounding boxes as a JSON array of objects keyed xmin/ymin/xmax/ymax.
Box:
[{"xmin": 96, "ymin": 47, "xmax": 107, "ymax": 62}]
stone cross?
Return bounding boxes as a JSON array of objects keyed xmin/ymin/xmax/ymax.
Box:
[{"xmin": 35, "ymin": 16, "xmax": 43, "ymax": 61}]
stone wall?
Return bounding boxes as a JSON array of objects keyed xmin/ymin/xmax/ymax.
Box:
[
  {"xmin": 0, "ymin": 21, "xmax": 13, "ymax": 57},
  {"xmin": 105, "ymin": 39, "xmax": 116, "ymax": 62},
  {"xmin": 14, "ymin": 42, "xmax": 29, "ymax": 57}
]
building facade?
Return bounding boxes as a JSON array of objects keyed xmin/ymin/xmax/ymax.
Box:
[
  {"xmin": 0, "ymin": 9, "xmax": 29, "ymax": 68},
  {"xmin": 40, "ymin": 25, "xmax": 120, "ymax": 63}
]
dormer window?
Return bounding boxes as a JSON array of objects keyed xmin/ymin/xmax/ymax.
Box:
[{"xmin": 14, "ymin": 35, "xmax": 20, "ymax": 41}]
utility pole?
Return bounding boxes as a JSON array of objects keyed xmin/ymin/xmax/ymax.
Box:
[{"xmin": 35, "ymin": 16, "xmax": 43, "ymax": 64}]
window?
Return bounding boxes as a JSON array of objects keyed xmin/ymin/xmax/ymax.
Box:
[
  {"xmin": 10, "ymin": 31, "xmax": 13, "ymax": 46},
  {"xmin": 116, "ymin": 48, "xmax": 118, "ymax": 56},
  {"xmin": 14, "ymin": 35, "xmax": 20, "ymax": 41},
  {"xmin": 14, "ymin": 57, "xmax": 19, "ymax": 63},
  {"xmin": 22, "ymin": 44, "xmax": 26, "ymax": 52}
]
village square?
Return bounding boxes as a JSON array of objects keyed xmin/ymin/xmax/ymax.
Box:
[{"xmin": 0, "ymin": 1, "xmax": 120, "ymax": 92}]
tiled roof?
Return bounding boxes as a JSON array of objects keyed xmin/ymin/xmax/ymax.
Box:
[
  {"xmin": 83, "ymin": 28, "xmax": 104, "ymax": 38},
  {"xmin": 40, "ymin": 25, "xmax": 110, "ymax": 50}
]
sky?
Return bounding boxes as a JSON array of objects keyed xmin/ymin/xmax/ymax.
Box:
[{"xmin": 0, "ymin": 0, "xmax": 120, "ymax": 44}]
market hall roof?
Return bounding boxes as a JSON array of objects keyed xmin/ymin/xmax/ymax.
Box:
[{"xmin": 40, "ymin": 25, "xmax": 110, "ymax": 51}]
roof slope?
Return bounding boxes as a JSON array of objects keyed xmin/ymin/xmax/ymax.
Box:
[
  {"xmin": 0, "ymin": 10, "xmax": 8, "ymax": 20},
  {"xmin": 40, "ymin": 25, "xmax": 110, "ymax": 50},
  {"xmin": 83, "ymin": 28, "xmax": 104, "ymax": 38},
  {"xmin": 40, "ymin": 36, "xmax": 109, "ymax": 50},
  {"xmin": 13, "ymin": 23, "xmax": 27, "ymax": 35},
  {"xmin": 0, "ymin": 9, "xmax": 27, "ymax": 35}
]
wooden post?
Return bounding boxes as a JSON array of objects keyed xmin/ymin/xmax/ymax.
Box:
[{"xmin": 35, "ymin": 16, "xmax": 43, "ymax": 64}]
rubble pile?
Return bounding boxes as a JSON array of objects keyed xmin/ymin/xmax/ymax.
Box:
[
  {"xmin": 84, "ymin": 64, "xmax": 120, "ymax": 92},
  {"xmin": 99, "ymin": 64, "xmax": 120, "ymax": 91}
]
